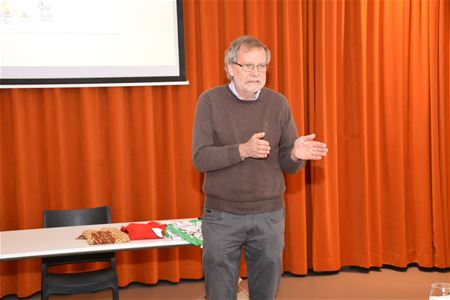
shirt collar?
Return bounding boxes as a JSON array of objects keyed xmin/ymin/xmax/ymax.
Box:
[{"xmin": 228, "ymin": 81, "xmax": 261, "ymax": 101}]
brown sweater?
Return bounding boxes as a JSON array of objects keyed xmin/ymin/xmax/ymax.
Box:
[{"xmin": 192, "ymin": 85, "xmax": 306, "ymax": 214}]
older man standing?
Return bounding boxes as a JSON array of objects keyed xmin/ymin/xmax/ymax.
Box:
[{"xmin": 192, "ymin": 35, "xmax": 328, "ymax": 299}]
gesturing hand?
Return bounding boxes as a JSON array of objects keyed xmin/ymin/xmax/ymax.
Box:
[
  {"xmin": 239, "ymin": 132, "xmax": 270, "ymax": 159},
  {"xmin": 292, "ymin": 134, "xmax": 328, "ymax": 160}
]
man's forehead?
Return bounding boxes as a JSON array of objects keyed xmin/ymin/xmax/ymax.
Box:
[
  {"xmin": 238, "ymin": 45, "xmax": 265, "ymax": 54},
  {"xmin": 237, "ymin": 46, "xmax": 266, "ymax": 60}
]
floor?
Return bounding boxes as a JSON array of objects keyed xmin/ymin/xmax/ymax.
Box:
[{"xmin": 4, "ymin": 265, "xmax": 449, "ymax": 300}]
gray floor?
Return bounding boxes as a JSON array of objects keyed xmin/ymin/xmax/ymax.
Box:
[{"xmin": 5, "ymin": 265, "xmax": 449, "ymax": 300}]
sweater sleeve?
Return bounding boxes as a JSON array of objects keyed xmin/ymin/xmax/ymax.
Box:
[
  {"xmin": 278, "ymin": 102, "xmax": 306, "ymax": 174},
  {"xmin": 192, "ymin": 96, "xmax": 242, "ymax": 172}
]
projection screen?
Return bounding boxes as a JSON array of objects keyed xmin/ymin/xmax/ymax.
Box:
[{"xmin": 0, "ymin": 0, "xmax": 187, "ymax": 88}]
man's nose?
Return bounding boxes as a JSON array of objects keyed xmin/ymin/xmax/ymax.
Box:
[{"xmin": 250, "ymin": 67, "xmax": 259, "ymax": 76}]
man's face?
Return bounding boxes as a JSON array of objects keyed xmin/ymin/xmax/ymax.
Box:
[{"xmin": 227, "ymin": 46, "xmax": 267, "ymax": 100}]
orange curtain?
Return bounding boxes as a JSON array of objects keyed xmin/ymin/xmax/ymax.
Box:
[{"xmin": 1, "ymin": 0, "xmax": 449, "ymax": 297}]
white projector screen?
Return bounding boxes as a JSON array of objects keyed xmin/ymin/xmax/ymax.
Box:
[{"xmin": 0, "ymin": 0, "xmax": 187, "ymax": 88}]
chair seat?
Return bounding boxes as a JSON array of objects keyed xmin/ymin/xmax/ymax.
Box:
[
  {"xmin": 41, "ymin": 206, "xmax": 119, "ymax": 299},
  {"xmin": 45, "ymin": 268, "xmax": 117, "ymax": 286}
]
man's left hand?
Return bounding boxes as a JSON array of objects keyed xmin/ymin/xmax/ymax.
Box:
[{"xmin": 292, "ymin": 134, "xmax": 328, "ymax": 161}]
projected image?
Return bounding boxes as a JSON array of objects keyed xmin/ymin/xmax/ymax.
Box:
[
  {"xmin": 0, "ymin": 0, "xmax": 120, "ymax": 33},
  {"xmin": 0, "ymin": 0, "xmax": 53, "ymax": 27},
  {"xmin": 0, "ymin": 0, "xmax": 186, "ymax": 87}
]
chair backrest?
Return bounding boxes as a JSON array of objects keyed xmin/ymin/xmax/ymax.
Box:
[
  {"xmin": 42, "ymin": 206, "xmax": 114, "ymax": 266},
  {"xmin": 41, "ymin": 206, "xmax": 119, "ymax": 300},
  {"xmin": 43, "ymin": 206, "xmax": 111, "ymax": 228}
]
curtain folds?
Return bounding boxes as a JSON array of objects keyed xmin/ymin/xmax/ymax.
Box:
[{"xmin": 1, "ymin": 0, "xmax": 448, "ymax": 297}]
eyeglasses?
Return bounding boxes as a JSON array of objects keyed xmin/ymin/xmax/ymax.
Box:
[{"xmin": 233, "ymin": 62, "xmax": 268, "ymax": 72}]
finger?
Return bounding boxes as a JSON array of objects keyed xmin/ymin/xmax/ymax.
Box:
[
  {"xmin": 300, "ymin": 134, "xmax": 316, "ymax": 143},
  {"xmin": 309, "ymin": 155, "xmax": 323, "ymax": 160},
  {"xmin": 314, "ymin": 151, "xmax": 327, "ymax": 157},
  {"xmin": 259, "ymin": 152, "xmax": 270, "ymax": 157},
  {"xmin": 257, "ymin": 144, "xmax": 270, "ymax": 152},
  {"xmin": 313, "ymin": 147, "xmax": 328, "ymax": 154},
  {"xmin": 258, "ymin": 144, "xmax": 270, "ymax": 151},
  {"xmin": 255, "ymin": 149, "xmax": 269, "ymax": 158},
  {"xmin": 311, "ymin": 141, "xmax": 327, "ymax": 148},
  {"xmin": 256, "ymin": 139, "xmax": 270, "ymax": 146},
  {"xmin": 253, "ymin": 132, "xmax": 266, "ymax": 139}
]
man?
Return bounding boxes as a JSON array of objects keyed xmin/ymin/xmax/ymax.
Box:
[{"xmin": 192, "ymin": 35, "xmax": 328, "ymax": 299}]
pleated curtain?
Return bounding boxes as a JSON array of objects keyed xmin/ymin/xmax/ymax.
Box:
[{"xmin": 0, "ymin": 0, "xmax": 448, "ymax": 297}]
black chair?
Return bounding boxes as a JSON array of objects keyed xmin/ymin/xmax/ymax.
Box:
[{"xmin": 41, "ymin": 206, "xmax": 119, "ymax": 300}]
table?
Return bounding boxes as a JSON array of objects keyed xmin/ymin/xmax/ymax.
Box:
[{"xmin": 0, "ymin": 220, "xmax": 193, "ymax": 260}]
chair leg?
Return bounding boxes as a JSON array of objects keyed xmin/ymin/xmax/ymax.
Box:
[
  {"xmin": 41, "ymin": 291, "xmax": 49, "ymax": 300},
  {"xmin": 41, "ymin": 280, "xmax": 45, "ymax": 300},
  {"xmin": 113, "ymin": 286, "xmax": 119, "ymax": 300},
  {"xmin": 41, "ymin": 284, "xmax": 48, "ymax": 300}
]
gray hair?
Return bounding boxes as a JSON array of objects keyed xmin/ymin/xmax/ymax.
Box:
[{"xmin": 224, "ymin": 35, "xmax": 271, "ymax": 80}]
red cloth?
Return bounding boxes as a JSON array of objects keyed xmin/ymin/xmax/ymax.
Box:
[{"xmin": 121, "ymin": 222, "xmax": 166, "ymax": 240}]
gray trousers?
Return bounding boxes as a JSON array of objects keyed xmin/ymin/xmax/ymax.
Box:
[{"xmin": 202, "ymin": 207, "xmax": 285, "ymax": 300}]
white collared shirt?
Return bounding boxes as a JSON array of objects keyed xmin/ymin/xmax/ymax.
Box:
[{"xmin": 228, "ymin": 81, "xmax": 261, "ymax": 101}]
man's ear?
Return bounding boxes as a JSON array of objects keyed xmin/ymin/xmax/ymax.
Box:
[{"xmin": 227, "ymin": 64, "xmax": 234, "ymax": 76}]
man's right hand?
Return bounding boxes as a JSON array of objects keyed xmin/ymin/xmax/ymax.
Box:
[{"xmin": 239, "ymin": 132, "xmax": 270, "ymax": 159}]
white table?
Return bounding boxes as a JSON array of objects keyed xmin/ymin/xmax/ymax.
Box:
[{"xmin": 0, "ymin": 220, "xmax": 193, "ymax": 260}]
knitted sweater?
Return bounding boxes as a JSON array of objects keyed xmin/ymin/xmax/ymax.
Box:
[{"xmin": 192, "ymin": 85, "xmax": 306, "ymax": 214}]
